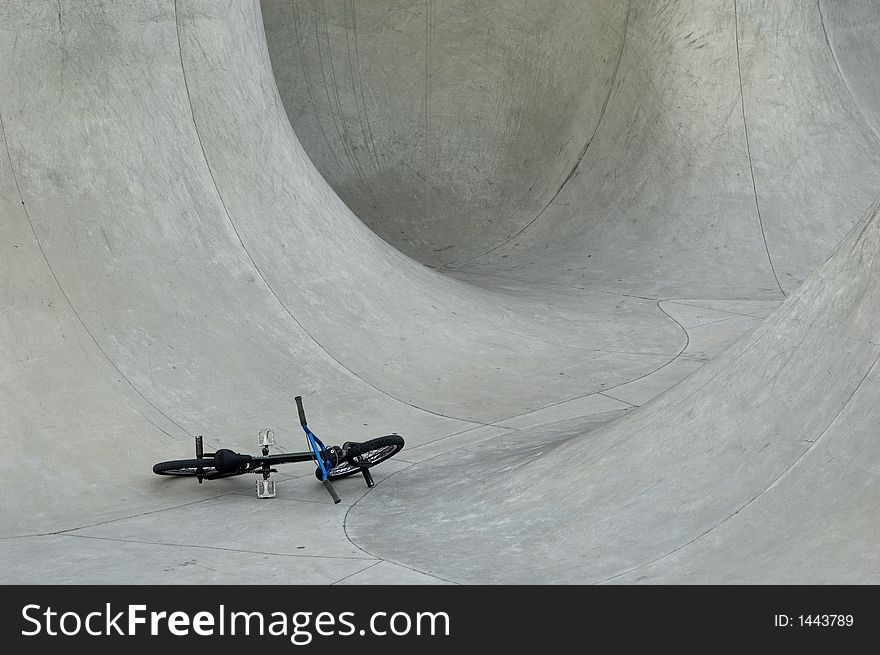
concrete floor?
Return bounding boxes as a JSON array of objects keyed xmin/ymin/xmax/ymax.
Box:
[{"xmin": 0, "ymin": 0, "xmax": 878, "ymax": 584}]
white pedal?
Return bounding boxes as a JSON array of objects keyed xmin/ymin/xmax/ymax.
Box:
[
  {"xmin": 256, "ymin": 479, "xmax": 276, "ymax": 499},
  {"xmin": 258, "ymin": 428, "xmax": 275, "ymax": 447}
]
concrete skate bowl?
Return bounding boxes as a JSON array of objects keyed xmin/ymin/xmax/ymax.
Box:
[{"xmin": 0, "ymin": 0, "xmax": 878, "ymax": 584}]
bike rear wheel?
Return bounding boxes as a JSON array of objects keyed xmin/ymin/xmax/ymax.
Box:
[
  {"xmin": 153, "ymin": 458, "xmax": 218, "ymax": 477},
  {"xmin": 317, "ymin": 435, "xmax": 405, "ymax": 480}
]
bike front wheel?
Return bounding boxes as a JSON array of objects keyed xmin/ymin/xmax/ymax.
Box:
[{"xmin": 316, "ymin": 435, "xmax": 405, "ymax": 480}]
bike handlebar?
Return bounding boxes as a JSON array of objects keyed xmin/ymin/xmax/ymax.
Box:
[
  {"xmin": 323, "ymin": 480, "xmax": 341, "ymax": 504},
  {"xmin": 295, "ymin": 395, "xmax": 307, "ymax": 426}
]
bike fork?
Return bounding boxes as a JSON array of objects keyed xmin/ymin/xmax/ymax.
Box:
[{"xmin": 307, "ymin": 429, "xmax": 341, "ymax": 504}]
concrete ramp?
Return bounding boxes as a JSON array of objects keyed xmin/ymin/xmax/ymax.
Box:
[
  {"xmin": 1, "ymin": 0, "xmax": 878, "ymax": 583},
  {"xmin": 351, "ymin": 199, "xmax": 880, "ymax": 583},
  {"xmin": 265, "ymin": 0, "xmax": 880, "ymax": 295}
]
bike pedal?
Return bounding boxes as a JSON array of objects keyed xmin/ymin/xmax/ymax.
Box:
[
  {"xmin": 256, "ymin": 479, "xmax": 276, "ymax": 499},
  {"xmin": 258, "ymin": 428, "xmax": 275, "ymax": 447}
]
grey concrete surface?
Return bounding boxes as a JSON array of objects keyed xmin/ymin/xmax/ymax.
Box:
[
  {"xmin": 261, "ymin": 0, "xmax": 627, "ymax": 267},
  {"xmin": 1, "ymin": 0, "xmax": 878, "ymax": 584},
  {"xmin": 351, "ymin": 198, "xmax": 880, "ymax": 583},
  {"xmin": 267, "ymin": 0, "xmax": 880, "ymax": 297}
]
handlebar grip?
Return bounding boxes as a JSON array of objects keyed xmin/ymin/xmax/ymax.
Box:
[
  {"xmin": 295, "ymin": 395, "xmax": 307, "ymax": 426},
  {"xmin": 323, "ymin": 480, "xmax": 341, "ymax": 504}
]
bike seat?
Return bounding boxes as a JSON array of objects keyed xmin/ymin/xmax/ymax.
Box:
[{"xmin": 214, "ymin": 449, "xmax": 252, "ymax": 473}]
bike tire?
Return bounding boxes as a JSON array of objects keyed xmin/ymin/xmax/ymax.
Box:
[
  {"xmin": 315, "ymin": 435, "xmax": 405, "ymax": 481},
  {"xmin": 153, "ymin": 458, "xmax": 218, "ymax": 476}
]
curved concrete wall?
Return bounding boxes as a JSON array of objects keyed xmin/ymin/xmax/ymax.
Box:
[
  {"xmin": 352, "ymin": 199, "xmax": 880, "ymax": 583},
  {"xmin": 268, "ymin": 0, "xmax": 880, "ymax": 298},
  {"xmin": 262, "ymin": 0, "xmax": 627, "ymax": 266}
]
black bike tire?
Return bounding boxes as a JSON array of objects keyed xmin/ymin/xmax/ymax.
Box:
[
  {"xmin": 317, "ymin": 435, "xmax": 405, "ymax": 481},
  {"xmin": 153, "ymin": 458, "xmax": 218, "ymax": 476}
]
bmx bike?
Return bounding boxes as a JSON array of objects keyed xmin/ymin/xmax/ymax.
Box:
[{"xmin": 152, "ymin": 396, "xmax": 404, "ymax": 504}]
